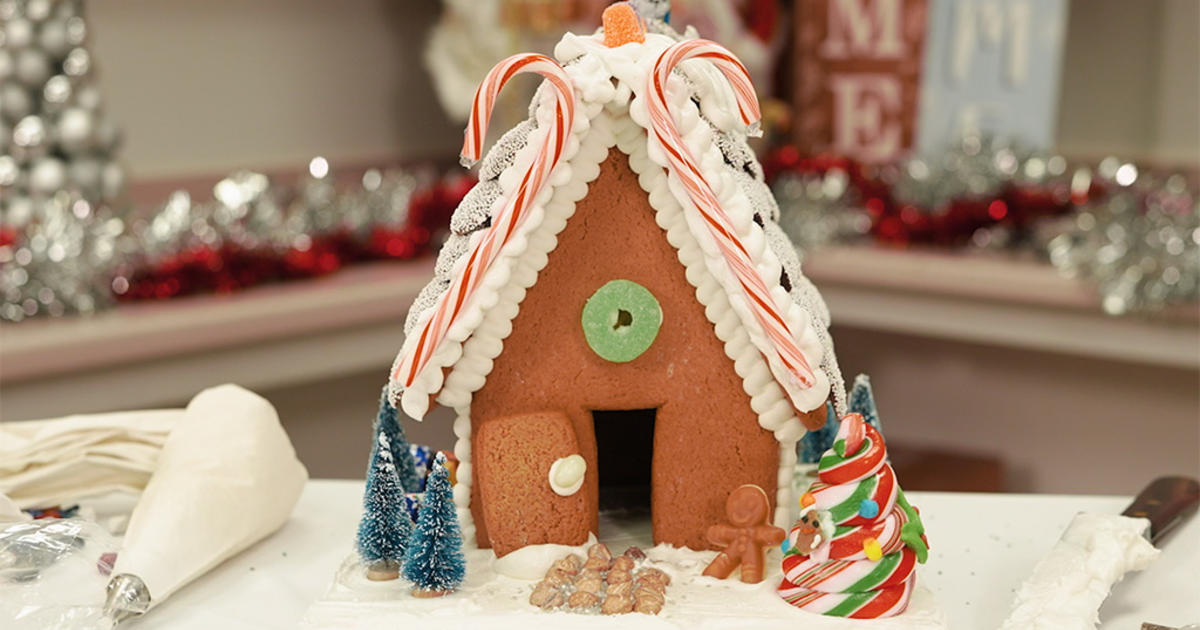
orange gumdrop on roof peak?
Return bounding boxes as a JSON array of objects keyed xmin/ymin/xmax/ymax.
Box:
[{"xmin": 602, "ymin": 2, "xmax": 646, "ymax": 48}]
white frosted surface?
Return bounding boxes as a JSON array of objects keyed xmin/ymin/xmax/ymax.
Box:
[{"xmin": 301, "ymin": 509, "xmax": 946, "ymax": 630}]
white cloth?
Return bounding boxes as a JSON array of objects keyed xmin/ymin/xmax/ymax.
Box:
[
  {"xmin": 0, "ymin": 408, "xmax": 179, "ymax": 509},
  {"xmin": 0, "ymin": 491, "xmax": 28, "ymax": 522},
  {"xmin": 998, "ymin": 513, "xmax": 1160, "ymax": 630},
  {"xmin": 112, "ymin": 384, "xmax": 308, "ymax": 606}
]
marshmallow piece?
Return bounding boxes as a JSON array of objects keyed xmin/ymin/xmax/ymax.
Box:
[{"xmin": 549, "ymin": 454, "xmax": 587, "ymax": 496}]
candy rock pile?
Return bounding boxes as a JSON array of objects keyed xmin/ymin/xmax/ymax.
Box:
[
  {"xmin": 529, "ymin": 543, "xmax": 669, "ymax": 615},
  {"xmin": 778, "ymin": 413, "xmax": 929, "ymax": 618}
]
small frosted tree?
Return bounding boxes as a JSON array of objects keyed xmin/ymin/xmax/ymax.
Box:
[
  {"xmin": 356, "ymin": 432, "xmax": 412, "ymax": 580},
  {"xmin": 375, "ymin": 385, "xmax": 423, "ymax": 493},
  {"xmin": 403, "ymin": 452, "xmax": 465, "ymax": 597},
  {"xmin": 847, "ymin": 373, "xmax": 882, "ymax": 431},
  {"xmin": 799, "ymin": 400, "xmax": 839, "ymax": 463}
]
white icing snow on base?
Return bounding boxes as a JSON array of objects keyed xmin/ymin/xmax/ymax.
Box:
[
  {"xmin": 492, "ymin": 533, "xmax": 599, "ymax": 580},
  {"xmin": 302, "ymin": 511, "xmax": 946, "ymax": 630}
]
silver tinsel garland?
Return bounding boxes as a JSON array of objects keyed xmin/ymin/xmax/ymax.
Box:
[
  {"xmin": 2, "ymin": 158, "xmax": 428, "ymax": 322},
  {"xmin": 1044, "ymin": 163, "xmax": 1198, "ymax": 316},
  {"xmin": 773, "ymin": 137, "xmax": 1199, "ymax": 316}
]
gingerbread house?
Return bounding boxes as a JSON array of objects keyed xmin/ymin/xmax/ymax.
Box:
[{"xmin": 388, "ymin": 25, "xmax": 845, "ymax": 558}]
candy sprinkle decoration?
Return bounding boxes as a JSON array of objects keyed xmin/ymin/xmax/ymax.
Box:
[
  {"xmin": 779, "ymin": 414, "xmax": 929, "ymax": 619},
  {"xmin": 646, "ymin": 40, "xmax": 818, "ymax": 415}
]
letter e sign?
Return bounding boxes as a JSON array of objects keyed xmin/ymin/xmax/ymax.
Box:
[{"xmin": 793, "ymin": 0, "xmax": 928, "ymax": 163}]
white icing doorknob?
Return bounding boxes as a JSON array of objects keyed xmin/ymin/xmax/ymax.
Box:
[{"xmin": 548, "ymin": 454, "xmax": 586, "ymax": 496}]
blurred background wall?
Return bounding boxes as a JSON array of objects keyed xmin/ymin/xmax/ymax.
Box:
[{"xmin": 91, "ymin": 0, "xmax": 1198, "ymax": 179}]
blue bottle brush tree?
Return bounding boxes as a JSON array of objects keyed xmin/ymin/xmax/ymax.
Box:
[
  {"xmin": 375, "ymin": 385, "xmax": 424, "ymax": 493},
  {"xmin": 403, "ymin": 452, "xmax": 465, "ymax": 597},
  {"xmin": 356, "ymin": 431, "xmax": 412, "ymax": 580}
]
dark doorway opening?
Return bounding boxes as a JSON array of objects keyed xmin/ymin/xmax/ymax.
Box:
[{"xmin": 592, "ymin": 409, "xmax": 656, "ymax": 512}]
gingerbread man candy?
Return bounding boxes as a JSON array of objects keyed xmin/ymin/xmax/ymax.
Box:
[{"xmin": 702, "ymin": 484, "xmax": 786, "ymax": 583}]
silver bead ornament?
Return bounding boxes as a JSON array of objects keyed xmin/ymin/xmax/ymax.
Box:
[
  {"xmin": 0, "ymin": 154, "xmax": 20, "ymax": 188},
  {"xmin": 15, "ymin": 48, "xmax": 53, "ymax": 87},
  {"xmin": 29, "ymin": 157, "xmax": 68, "ymax": 196},
  {"xmin": 57, "ymin": 106, "xmax": 95, "ymax": 155},
  {"xmin": 38, "ymin": 18, "xmax": 72, "ymax": 59},
  {"xmin": 62, "ymin": 47, "xmax": 90, "ymax": 78},
  {"xmin": 65, "ymin": 16, "xmax": 87, "ymax": 46},
  {"xmin": 11, "ymin": 114, "xmax": 48, "ymax": 161},
  {"xmin": 43, "ymin": 74, "xmax": 73, "ymax": 107},
  {"xmin": 4, "ymin": 17, "xmax": 35, "ymax": 49},
  {"xmin": 0, "ymin": 49, "xmax": 13, "ymax": 81},
  {"xmin": 3, "ymin": 194, "xmax": 34, "ymax": 228},
  {"xmin": 0, "ymin": 0, "xmax": 19, "ymax": 21},
  {"xmin": 1, "ymin": 82, "xmax": 34, "ymax": 123},
  {"xmin": 24, "ymin": 0, "xmax": 54, "ymax": 22},
  {"xmin": 72, "ymin": 83, "xmax": 101, "ymax": 111},
  {"xmin": 68, "ymin": 156, "xmax": 102, "ymax": 195}
]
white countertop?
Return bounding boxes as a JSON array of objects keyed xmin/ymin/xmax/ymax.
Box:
[{"xmin": 127, "ymin": 480, "xmax": 1198, "ymax": 630}]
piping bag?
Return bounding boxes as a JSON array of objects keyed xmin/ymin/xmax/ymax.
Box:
[{"xmin": 102, "ymin": 385, "xmax": 308, "ymax": 625}]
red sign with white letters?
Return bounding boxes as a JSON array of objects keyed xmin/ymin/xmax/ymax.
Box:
[{"xmin": 793, "ymin": 0, "xmax": 928, "ymax": 163}]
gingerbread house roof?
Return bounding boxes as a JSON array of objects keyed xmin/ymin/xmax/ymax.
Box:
[{"xmin": 390, "ymin": 29, "xmax": 845, "ymax": 436}]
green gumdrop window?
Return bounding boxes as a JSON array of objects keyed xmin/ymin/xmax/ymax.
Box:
[{"xmin": 581, "ymin": 279, "xmax": 662, "ymax": 363}]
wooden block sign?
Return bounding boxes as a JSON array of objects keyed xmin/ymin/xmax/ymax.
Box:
[{"xmin": 793, "ymin": 0, "xmax": 930, "ymax": 163}]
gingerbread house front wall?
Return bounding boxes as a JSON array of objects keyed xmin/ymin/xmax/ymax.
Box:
[{"xmin": 467, "ymin": 149, "xmax": 780, "ymax": 556}]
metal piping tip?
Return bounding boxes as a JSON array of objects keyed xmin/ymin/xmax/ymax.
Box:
[{"xmin": 103, "ymin": 574, "xmax": 151, "ymax": 626}]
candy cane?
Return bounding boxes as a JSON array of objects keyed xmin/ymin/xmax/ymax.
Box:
[
  {"xmin": 393, "ymin": 54, "xmax": 576, "ymax": 392},
  {"xmin": 646, "ymin": 40, "xmax": 817, "ymax": 397}
]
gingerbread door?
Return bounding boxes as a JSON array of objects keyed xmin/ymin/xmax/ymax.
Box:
[{"xmin": 474, "ymin": 410, "xmax": 591, "ymax": 557}]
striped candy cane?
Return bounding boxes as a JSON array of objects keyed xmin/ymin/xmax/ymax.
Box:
[
  {"xmin": 392, "ymin": 54, "xmax": 577, "ymax": 394},
  {"xmin": 646, "ymin": 39, "xmax": 817, "ymax": 392}
]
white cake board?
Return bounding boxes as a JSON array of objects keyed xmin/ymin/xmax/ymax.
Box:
[{"xmin": 301, "ymin": 510, "xmax": 946, "ymax": 630}]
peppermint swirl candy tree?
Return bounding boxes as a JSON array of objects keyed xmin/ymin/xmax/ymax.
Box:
[{"xmin": 778, "ymin": 413, "xmax": 930, "ymax": 619}]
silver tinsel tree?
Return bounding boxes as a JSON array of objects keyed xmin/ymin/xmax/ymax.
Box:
[{"xmin": 1, "ymin": 0, "xmax": 127, "ymax": 321}]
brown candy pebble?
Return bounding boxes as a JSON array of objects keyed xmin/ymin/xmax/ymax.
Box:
[
  {"xmin": 550, "ymin": 554, "xmax": 582, "ymax": 575},
  {"xmin": 574, "ymin": 575, "xmax": 604, "ymax": 594},
  {"xmin": 582, "ymin": 555, "xmax": 612, "ymax": 572},
  {"xmin": 602, "ymin": 594, "xmax": 635, "ymax": 615},
  {"xmin": 586, "ymin": 543, "xmax": 612, "ymax": 561},
  {"xmin": 636, "ymin": 568, "xmax": 671, "ymax": 587},
  {"xmin": 576, "ymin": 568, "xmax": 604, "ymax": 587},
  {"xmin": 611, "ymin": 556, "xmax": 635, "ymax": 573},
  {"xmin": 543, "ymin": 570, "xmax": 573, "ymax": 588},
  {"xmin": 607, "ymin": 569, "xmax": 632, "ymax": 584},
  {"xmin": 529, "ymin": 582, "xmax": 563, "ymax": 609},
  {"xmin": 622, "ymin": 546, "xmax": 647, "ymax": 561},
  {"xmin": 567, "ymin": 590, "xmax": 599, "ymax": 609},
  {"xmin": 636, "ymin": 577, "xmax": 667, "ymax": 595},
  {"xmin": 634, "ymin": 585, "xmax": 665, "ymax": 605},
  {"xmin": 606, "ymin": 580, "xmax": 632, "ymax": 597},
  {"xmin": 634, "ymin": 596, "xmax": 664, "ymax": 615}
]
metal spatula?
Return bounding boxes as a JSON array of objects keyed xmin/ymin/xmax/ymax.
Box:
[{"xmin": 998, "ymin": 476, "xmax": 1199, "ymax": 630}]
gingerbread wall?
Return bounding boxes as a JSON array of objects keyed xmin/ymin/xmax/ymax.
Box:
[{"xmin": 468, "ymin": 150, "xmax": 781, "ymax": 555}]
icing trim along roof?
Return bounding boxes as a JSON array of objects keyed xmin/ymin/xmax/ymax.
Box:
[{"xmin": 389, "ymin": 30, "xmax": 844, "ymax": 425}]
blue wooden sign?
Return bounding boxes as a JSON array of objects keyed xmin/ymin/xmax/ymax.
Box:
[{"xmin": 915, "ymin": 0, "xmax": 1069, "ymax": 154}]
